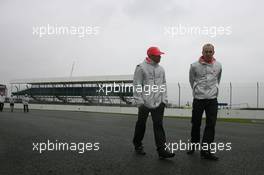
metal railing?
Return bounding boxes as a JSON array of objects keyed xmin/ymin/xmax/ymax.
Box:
[{"xmin": 167, "ymin": 82, "xmax": 264, "ymax": 109}]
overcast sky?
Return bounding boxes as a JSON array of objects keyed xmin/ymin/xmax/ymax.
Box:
[{"xmin": 1, "ymin": 0, "xmax": 264, "ymax": 86}]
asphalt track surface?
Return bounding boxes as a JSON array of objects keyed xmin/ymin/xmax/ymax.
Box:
[{"xmin": 0, "ymin": 109, "xmax": 263, "ymax": 175}]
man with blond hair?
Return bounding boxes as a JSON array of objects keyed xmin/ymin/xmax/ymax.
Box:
[{"xmin": 187, "ymin": 43, "xmax": 222, "ymax": 160}]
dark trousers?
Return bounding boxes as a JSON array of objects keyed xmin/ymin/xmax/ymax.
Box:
[
  {"xmin": 0, "ymin": 103, "xmax": 4, "ymax": 112},
  {"xmin": 24, "ymin": 105, "xmax": 29, "ymax": 112},
  {"xmin": 133, "ymin": 103, "xmax": 166, "ymax": 150},
  {"xmin": 10, "ymin": 104, "xmax": 14, "ymax": 112},
  {"xmin": 191, "ymin": 98, "xmax": 218, "ymax": 146}
]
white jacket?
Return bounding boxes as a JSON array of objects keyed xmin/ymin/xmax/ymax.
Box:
[
  {"xmin": 22, "ymin": 96, "xmax": 29, "ymax": 105},
  {"xmin": 189, "ymin": 59, "xmax": 222, "ymax": 99},
  {"xmin": 9, "ymin": 96, "xmax": 15, "ymax": 104},
  {"xmin": 133, "ymin": 58, "xmax": 168, "ymax": 109},
  {"xmin": 0, "ymin": 95, "xmax": 5, "ymax": 103}
]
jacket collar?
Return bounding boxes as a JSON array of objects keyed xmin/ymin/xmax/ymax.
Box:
[
  {"xmin": 199, "ymin": 56, "xmax": 216, "ymax": 65},
  {"xmin": 145, "ymin": 57, "xmax": 158, "ymax": 66}
]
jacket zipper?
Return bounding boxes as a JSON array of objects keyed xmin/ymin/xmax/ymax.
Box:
[
  {"xmin": 153, "ymin": 67, "xmax": 156, "ymax": 84},
  {"xmin": 153, "ymin": 66, "xmax": 156, "ymax": 106}
]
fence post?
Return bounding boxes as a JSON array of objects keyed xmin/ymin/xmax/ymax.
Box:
[
  {"xmin": 229, "ymin": 82, "xmax": 232, "ymax": 109},
  {"xmin": 177, "ymin": 83, "xmax": 181, "ymax": 108},
  {"xmin": 257, "ymin": 82, "xmax": 259, "ymax": 108}
]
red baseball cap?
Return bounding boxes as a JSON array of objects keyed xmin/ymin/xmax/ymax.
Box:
[{"xmin": 147, "ymin": 47, "xmax": 165, "ymax": 56}]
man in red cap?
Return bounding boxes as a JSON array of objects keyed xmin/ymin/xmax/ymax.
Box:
[{"xmin": 132, "ymin": 46, "xmax": 175, "ymax": 159}]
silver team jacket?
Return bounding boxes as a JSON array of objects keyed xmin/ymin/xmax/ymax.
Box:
[
  {"xmin": 133, "ymin": 59, "xmax": 168, "ymax": 109},
  {"xmin": 189, "ymin": 60, "xmax": 222, "ymax": 99}
]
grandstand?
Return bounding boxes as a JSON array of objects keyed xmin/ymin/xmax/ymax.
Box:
[{"xmin": 9, "ymin": 75, "xmax": 134, "ymax": 106}]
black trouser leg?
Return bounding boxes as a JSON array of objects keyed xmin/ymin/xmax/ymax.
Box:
[
  {"xmin": 202, "ymin": 99, "xmax": 218, "ymax": 145},
  {"xmin": 0, "ymin": 103, "xmax": 3, "ymax": 112},
  {"xmin": 133, "ymin": 105, "xmax": 149, "ymax": 148},
  {"xmin": 191, "ymin": 99, "xmax": 205, "ymax": 143},
  {"xmin": 24, "ymin": 105, "xmax": 29, "ymax": 112},
  {"xmin": 10, "ymin": 104, "xmax": 14, "ymax": 112},
  {"xmin": 151, "ymin": 103, "xmax": 166, "ymax": 150}
]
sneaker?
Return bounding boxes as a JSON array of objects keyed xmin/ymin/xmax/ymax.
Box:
[
  {"xmin": 135, "ymin": 146, "xmax": 146, "ymax": 155},
  {"xmin": 187, "ymin": 144, "xmax": 197, "ymax": 155},
  {"xmin": 186, "ymin": 149, "xmax": 195, "ymax": 155},
  {"xmin": 158, "ymin": 149, "xmax": 175, "ymax": 159},
  {"xmin": 200, "ymin": 151, "xmax": 219, "ymax": 161}
]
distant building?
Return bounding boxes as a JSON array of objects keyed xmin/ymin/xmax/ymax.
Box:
[{"xmin": 10, "ymin": 75, "xmax": 134, "ymax": 106}]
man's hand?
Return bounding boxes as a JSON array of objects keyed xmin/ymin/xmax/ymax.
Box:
[
  {"xmin": 160, "ymin": 102, "xmax": 167, "ymax": 108},
  {"xmin": 138, "ymin": 104, "xmax": 146, "ymax": 109}
]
